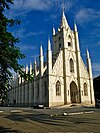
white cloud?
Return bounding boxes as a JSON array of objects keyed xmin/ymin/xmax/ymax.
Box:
[
  {"xmin": 5, "ymin": 0, "xmax": 52, "ymax": 18},
  {"xmin": 92, "ymin": 63, "xmax": 100, "ymax": 77},
  {"xmin": 25, "ymin": 31, "xmax": 45, "ymax": 37},
  {"xmin": 12, "ymin": 27, "xmax": 26, "ymax": 38},
  {"xmin": 11, "ymin": 0, "xmax": 52, "ymax": 11},
  {"xmin": 93, "ymin": 63, "xmax": 100, "ymax": 72},
  {"xmin": 97, "ymin": 41, "xmax": 100, "ymax": 45},
  {"xmin": 12, "ymin": 27, "xmax": 45, "ymax": 39},
  {"xmin": 64, "ymin": 0, "xmax": 76, "ymax": 12},
  {"xmin": 92, "ymin": 63, "xmax": 100, "ymax": 75},
  {"xmin": 91, "ymin": 28, "xmax": 100, "ymax": 38},
  {"xmin": 20, "ymin": 45, "xmax": 37, "ymax": 50},
  {"xmin": 6, "ymin": 0, "xmax": 78, "ymax": 18},
  {"xmin": 17, "ymin": 43, "xmax": 37, "ymax": 51},
  {"xmin": 24, "ymin": 0, "xmax": 51, "ymax": 11},
  {"xmin": 75, "ymin": 8, "xmax": 100, "ymax": 25}
]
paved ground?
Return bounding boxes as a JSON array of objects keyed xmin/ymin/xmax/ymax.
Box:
[{"xmin": 0, "ymin": 106, "xmax": 100, "ymax": 133}]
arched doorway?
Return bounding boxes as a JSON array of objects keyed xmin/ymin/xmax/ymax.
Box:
[{"xmin": 70, "ymin": 81, "xmax": 78, "ymax": 103}]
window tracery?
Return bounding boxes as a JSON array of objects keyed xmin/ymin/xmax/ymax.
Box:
[
  {"xmin": 70, "ymin": 58, "xmax": 74, "ymax": 73},
  {"xmin": 68, "ymin": 35, "xmax": 72, "ymax": 47},
  {"xmin": 84, "ymin": 83, "xmax": 88, "ymax": 96},
  {"xmin": 56, "ymin": 81, "xmax": 61, "ymax": 96}
]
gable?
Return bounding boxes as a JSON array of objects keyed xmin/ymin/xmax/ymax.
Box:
[
  {"xmin": 80, "ymin": 57, "xmax": 89, "ymax": 78},
  {"xmin": 52, "ymin": 50, "xmax": 63, "ymax": 76}
]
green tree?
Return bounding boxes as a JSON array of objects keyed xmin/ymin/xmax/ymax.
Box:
[{"xmin": 0, "ymin": 0, "xmax": 25, "ymax": 102}]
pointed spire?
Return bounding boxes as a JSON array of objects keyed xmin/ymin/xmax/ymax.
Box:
[
  {"xmin": 86, "ymin": 49, "xmax": 90, "ymax": 59},
  {"xmin": 74, "ymin": 22, "xmax": 78, "ymax": 32},
  {"xmin": 34, "ymin": 58, "xmax": 37, "ymax": 66},
  {"xmin": 25, "ymin": 64, "xmax": 28, "ymax": 74},
  {"xmin": 47, "ymin": 38, "xmax": 52, "ymax": 74},
  {"xmin": 39, "ymin": 43, "xmax": 44, "ymax": 76},
  {"xmin": 30, "ymin": 62, "xmax": 32, "ymax": 75},
  {"xmin": 53, "ymin": 25, "xmax": 55, "ymax": 35},
  {"xmin": 48, "ymin": 38, "xmax": 51, "ymax": 51},
  {"xmin": 40, "ymin": 43, "xmax": 43, "ymax": 56},
  {"xmin": 60, "ymin": 9, "xmax": 69, "ymax": 29},
  {"xmin": 86, "ymin": 49, "xmax": 93, "ymax": 80},
  {"xmin": 34, "ymin": 58, "xmax": 37, "ymax": 76}
]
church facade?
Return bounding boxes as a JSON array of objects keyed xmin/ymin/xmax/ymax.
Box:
[{"xmin": 8, "ymin": 11, "xmax": 95, "ymax": 107}]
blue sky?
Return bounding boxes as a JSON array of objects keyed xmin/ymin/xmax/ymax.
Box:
[{"xmin": 6, "ymin": 0, "xmax": 100, "ymax": 77}]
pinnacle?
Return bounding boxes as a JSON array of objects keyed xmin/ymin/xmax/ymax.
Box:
[{"xmin": 60, "ymin": 10, "xmax": 69, "ymax": 29}]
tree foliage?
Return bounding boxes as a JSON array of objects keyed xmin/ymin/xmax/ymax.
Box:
[{"xmin": 0, "ymin": 0, "xmax": 25, "ymax": 101}]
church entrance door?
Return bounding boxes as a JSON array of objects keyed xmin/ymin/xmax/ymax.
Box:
[{"xmin": 70, "ymin": 81, "xmax": 78, "ymax": 103}]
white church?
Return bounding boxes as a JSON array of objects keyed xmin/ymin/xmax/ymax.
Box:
[{"xmin": 8, "ymin": 10, "xmax": 95, "ymax": 107}]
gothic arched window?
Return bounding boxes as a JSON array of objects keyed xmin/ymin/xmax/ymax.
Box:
[
  {"xmin": 84, "ymin": 83, "xmax": 88, "ymax": 96},
  {"xmin": 68, "ymin": 35, "xmax": 72, "ymax": 47},
  {"xmin": 56, "ymin": 81, "xmax": 61, "ymax": 96},
  {"xmin": 70, "ymin": 58, "xmax": 74, "ymax": 73},
  {"xmin": 68, "ymin": 42, "xmax": 71, "ymax": 46}
]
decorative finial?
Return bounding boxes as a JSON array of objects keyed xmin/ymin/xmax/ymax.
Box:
[
  {"xmin": 30, "ymin": 62, "xmax": 32, "ymax": 75},
  {"xmin": 40, "ymin": 43, "xmax": 43, "ymax": 56},
  {"xmin": 74, "ymin": 21, "xmax": 78, "ymax": 32},
  {"xmin": 53, "ymin": 25, "xmax": 55, "ymax": 35},
  {"xmin": 25, "ymin": 64, "xmax": 28, "ymax": 74},
  {"xmin": 48, "ymin": 37, "xmax": 51, "ymax": 51},
  {"xmin": 86, "ymin": 49, "xmax": 90, "ymax": 59}
]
